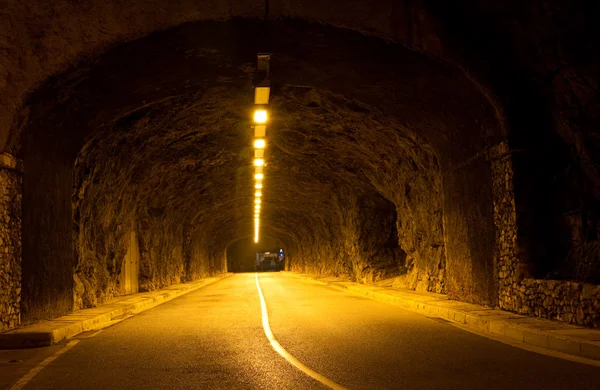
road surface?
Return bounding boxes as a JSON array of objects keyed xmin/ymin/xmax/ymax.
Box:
[{"xmin": 3, "ymin": 273, "xmax": 600, "ymax": 389}]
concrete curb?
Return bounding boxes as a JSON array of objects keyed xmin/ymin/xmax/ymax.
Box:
[
  {"xmin": 285, "ymin": 272, "xmax": 600, "ymax": 362},
  {"xmin": 0, "ymin": 274, "xmax": 232, "ymax": 349}
]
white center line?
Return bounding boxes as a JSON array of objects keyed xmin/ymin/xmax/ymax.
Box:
[
  {"xmin": 9, "ymin": 339, "xmax": 80, "ymax": 390},
  {"xmin": 255, "ymin": 273, "xmax": 348, "ymax": 390}
]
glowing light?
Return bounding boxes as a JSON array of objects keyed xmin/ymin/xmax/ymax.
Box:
[
  {"xmin": 255, "ymin": 173, "xmax": 264, "ymax": 180},
  {"xmin": 255, "ymin": 191, "xmax": 262, "ymax": 197},
  {"xmin": 254, "ymin": 159, "xmax": 265, "ymax": 167},
  {"xmin": 255, "ymin": 183, "xmax": 263, "ymax": 189},
  {"xmin": 255, "ymin": 199, "xmax": 261, "ymax": 204},
  {"xmin": 255, "ymin": 86, "xmax": 270, "ymax": 105},
  {"xmin": 254, "ymin": 109, "xmax": 268, "ymax": 124},
  {"xmin": 254, "ymin": 139, "xmax": 266, "ymax": 149}
]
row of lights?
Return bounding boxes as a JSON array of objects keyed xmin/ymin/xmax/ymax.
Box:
[{"xmin": 253, "ymin": 54, "xmax": 271, "ymax": 243}]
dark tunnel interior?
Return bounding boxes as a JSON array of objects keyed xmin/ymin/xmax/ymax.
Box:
[{"xmin": 1, "ymin": 2, "xmax": 599, "ymax": 331}]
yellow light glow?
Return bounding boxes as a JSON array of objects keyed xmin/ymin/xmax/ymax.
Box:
[
  {"xmin": 255, "ymin": 173, "xmax": 264, "ymax": 180},
  {"xmin": 254, "ymin": 139, "xmax": 266, "ymax": 149},
  {"xmin": 254, "ymin": 109, "xmax": 268, "ymax": 123},
  {"xmin": 255, "ymin": 86, "xmax": 270, "ymax": 105},
  {"xmin": 254, "ymin": 125, "xmax": 266, "ymax": 137},
  {"xmin": 255, "ymin": 191, "xmax": 262, "ymax": 197},
  {"xmin": 255, "ymin": 199, "xmax": 261, "ymax": 204},
  {"xmin": 255, "ymin": 183, "xmax": 263, "ymax": 189},
  {"xmin": 254, "ymin": 159, "xmax": 265, "ymax": 167},
  {"xmin": 254, "ymin": 237, "xmax": 258, "ymax": 243}
]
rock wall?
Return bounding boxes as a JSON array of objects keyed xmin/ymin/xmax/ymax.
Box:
[
  {"xmin": 492, "ymin": 141, "xmax": 521, "ymax": 310},
  {"xmin": 72, "ymin": 123, "xmax": 227, "ymax": 311},
  {"xmin": 443, "ymin": 153, "xmax": 498, "ymax": 306},
  {"xmin": 137, "ymin": 217, "xmax": 185, "ymax": 293},
  {"xmin": 0, "ymin": 166, "xmax": 21, "ymax": 331},
  {"xmin": 287, "ymin": 169, "xmax": 446, "ymax": 294},
  {"xmin": 493, "ymin": 141, "xmax": 600, "ymax": 328},
  {"xmin": 513, "ymin": 280, "xmax": 600, "ymax": 328}
]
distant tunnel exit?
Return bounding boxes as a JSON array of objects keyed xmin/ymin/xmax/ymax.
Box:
[
  {"xmin": 226, "ymin": 237, "xmax": 286, "ymax": 273},
  {"xmin": 256, "ymin": 250, "xmax": 285, "ymax": 271}
]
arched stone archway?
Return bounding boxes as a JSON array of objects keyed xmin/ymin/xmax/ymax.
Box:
[
  {"xmin": 9, "ymin": 20, "xmax": 504, "ymax": 323},
  {"xmin": 0, "ymin": 1, "xmax": 597, "ymax": 330}
]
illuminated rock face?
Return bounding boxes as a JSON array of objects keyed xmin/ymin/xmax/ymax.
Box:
[
  {"xmin": 269, "ymin": 87, "xmax": 445, "ymax": 291},
  {"xmin": 0, "ymin": 169, "xmax": 21, "ymax": 331},
  {"xmin": 0, "ymin": 1, "xmax": 598, "ymax": 328},
  {"xmin": 14, "ymin": 21, "xmax": 485, "ymax": 321}
]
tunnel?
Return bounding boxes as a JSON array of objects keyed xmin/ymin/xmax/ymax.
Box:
[{"xmin": 0, "ymin": 0, "xmax": 599, "ymax": 336}]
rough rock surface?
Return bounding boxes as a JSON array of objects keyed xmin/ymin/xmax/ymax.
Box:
[
  {"xmin": 0, "ymin": 168, "xmax": 21, "ymax": 331},
  {"xmin": 511, "ymin": 279, "xmax": 600, "ymax": 328},
  {"xmin": 273, "ymin": 87, "xmax": 445, "ymax": 291},
  {"xmin": 71, "ymin": 89, "xmax": 240, "ymax": 310},
  {"xmin": 0, "ymin": 1, "xmax": 598, "ymax": 327},
  {"xmin": 13, "ymin": 20, "xmax": 503, "ymax": 322}
]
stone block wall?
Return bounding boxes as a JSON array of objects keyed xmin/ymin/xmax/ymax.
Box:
[
  {"xmin": 513, "ymin": 279, "xmax": 600, "ymax": 327},
  {"xmin": 490, "ymin": 141, "xmax": 520, "ymax": 309},
  {"xmin": 0, "ymin": 165, "xmax": 22, "ymax": 332},
  {"xmin": 492, "ymin": 141, "xmax": 600, "ymax": 327}
]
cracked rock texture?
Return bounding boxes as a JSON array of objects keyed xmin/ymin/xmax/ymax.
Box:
[
  {"xmin": 271, "ymin": 87, "xmax": 445, "ymax": 292},
  {"xmin": 0, "ymin": 168, "xmax": 21, "ymax": 331}
]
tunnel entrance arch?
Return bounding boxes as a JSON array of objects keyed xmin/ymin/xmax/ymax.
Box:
[{"xmin": 10, "ymin": 19, "xmax": 505, "ymax": 324}]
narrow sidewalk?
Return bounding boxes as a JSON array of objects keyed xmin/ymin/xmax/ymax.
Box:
[
  {"xmin": 0, "ymin": 274, "xmax": 232, "ymax": 349},
  {"xmin": 285, "ymin": 272, "xmax": 600, "ymax": 362}
]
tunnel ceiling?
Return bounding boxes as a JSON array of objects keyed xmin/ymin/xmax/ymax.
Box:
[
  {"xmin": 4, "ymin": 0, "xmax": 599, "ymax": 198},
  {"xmin": 14, "ymin": 21, "xmax": 501, "ymax": 260}
]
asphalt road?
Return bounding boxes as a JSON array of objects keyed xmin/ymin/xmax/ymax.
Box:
[{"xmin": 4, "ymin": 273, "xmax": 600, "ymax": 389}]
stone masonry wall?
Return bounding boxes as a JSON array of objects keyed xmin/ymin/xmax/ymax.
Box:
[
  {"xmin": 0, "ymin": 165, "xmax": 22, "ymax": 332},
  {"xmin": 491, "ymin": 141, "xmax": 520, "ymax": 309},
  {"xmin": 515, "ymin": 279, "xmax": 600, "ymax": 327},
  {"xmin": 492, "ymin": 141, "xmax": 600, "ymax": 328}
]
